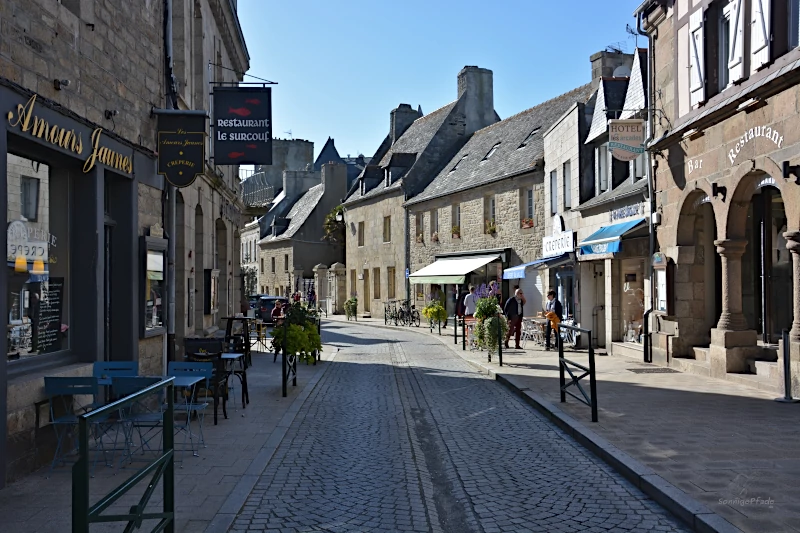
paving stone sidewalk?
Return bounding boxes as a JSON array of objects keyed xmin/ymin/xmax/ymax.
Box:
[
  {"xmin": 0, "ymin": 344, "xmax": 335, "ymax": 533},
  {"xmin": 326, "ymin": 314, "xmax": 800, "ymax": 533}
]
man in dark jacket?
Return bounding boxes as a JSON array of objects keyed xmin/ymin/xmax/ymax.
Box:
[
  {"xmin": 503, "ymin": 288, "xmax": 524, "ymax": 349},
  {"xmin": 545, "ymin": 290, "xmax": 563, "ymax": 350}
]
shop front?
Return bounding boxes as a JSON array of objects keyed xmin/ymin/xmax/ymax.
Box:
[
  {"xmin": 576, "ymin": 212, "xmax": 649, "ymax": 352},
  {"xmin": 409, "ymin": 249, "xmax": 509, "ymax": 314},
  {"xmin": 1, "ymin": 85, "xmax": 160, "ymax": 483}
]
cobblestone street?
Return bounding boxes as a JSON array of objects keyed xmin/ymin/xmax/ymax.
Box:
[{"xmin": 231, "ymin": 322, "xmax": 688, "ymax": 532}]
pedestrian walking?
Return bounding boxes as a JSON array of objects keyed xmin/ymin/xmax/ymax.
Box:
[
  {"xmin": 545, "ymin": 290, "xmax": 563, "ymax": 351},
  {"xmin": 463, "ymin": 286, "xmax": 477, "ymax": 317},
  {"xmin": 503, "ymin": 288, "xmax": 524, "ymax": 350}
]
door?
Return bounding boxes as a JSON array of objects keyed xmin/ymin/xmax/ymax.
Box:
[{"xmin": 363, "ymin": 269, "xmax": 370, "ymax": 312}]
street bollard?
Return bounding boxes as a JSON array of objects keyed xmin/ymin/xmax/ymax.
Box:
[
  {"xmin": 454, "ymin": 315, "xmax": 458, "ymax": 344},
  {"xmin": 438, "ymin": 319, "xmax": 441, "ymax": 336},
  {"xmin": 498, "ymin": 314, "xmax": 503, "ymax": 367},
  {"xmin": 282, "ymin": 313, "xmax": 288, "ymax": 398},
  {"xmin": 462, "ymin": 317, "xmax": 466, "ymax": 351},
  {"xmin": 776, "ymin": 329, "xmax": 800, "ymax": 403}
]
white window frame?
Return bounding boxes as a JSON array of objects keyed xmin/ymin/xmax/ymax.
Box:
[
  {"xmin": 452, "ymin": 204, "xmax": 461, "ymax": 229},
  {"xmin": 790, "ymin": 0, "xmax": 800, "ymax": 50},
  {"xmin": 724, "ymin": 0, "xmax": 745, "ymax": 85},
  {"xmin": 430, "ymin": 209, "xmax": 439, "ymax": 236},
  {"xmin": 550, "ymin": 170, "xmax": 558, "ymax": 215},
  {"xmin": 597, "ymin": 145, "xmax": 609, "ymax": 193},
  {"xmin": 563, "ymin": 160, "xmax": 572, "ymax": 209},
  {"xmin": 489, "ymin": 197, "xmax": 496, "ymax": 222},
  {"xmin": 751, "ymin": 0, "xmax": 772, "ymax": 70},
  {"xmin": 720, "ymin": 6, "xmax": 732, "ymax": 90}
]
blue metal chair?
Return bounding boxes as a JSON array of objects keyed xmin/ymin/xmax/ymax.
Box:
[
  {"xmin": 111, "ymin": 376, "xmax": 165, "ymax": 467},
  {"xmin": 93, "ymin": 361, "xmax": 139, "ymax": 386},
  {"xmin": 44, "ymin": 377, "xmax": 107, "ymax": 476},
  {"xmin": 167, "ymin": 362, "xmax": 213, "ymax": 462}
]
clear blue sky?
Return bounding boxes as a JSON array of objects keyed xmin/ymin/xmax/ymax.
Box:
[{"xmin": 237, "ymin": 0, "xmax": 646, "ymax": 161}]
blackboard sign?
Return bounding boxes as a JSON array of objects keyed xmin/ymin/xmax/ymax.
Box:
[{"xmin": 37, "ymin": 277, "xmax": 64, "ymax": 354}]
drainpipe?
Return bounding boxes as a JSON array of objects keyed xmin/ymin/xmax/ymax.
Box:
[
  {"xmin": 638, "ymin": 8, "xmax": 656, "ymax": 363},
  {"xmin": 164, "ymin": 0, "xmax": 178, "ymax": 366},
  {"xmin": 405, "ymin": 194, "xmax": 411, "ymax": 303}
]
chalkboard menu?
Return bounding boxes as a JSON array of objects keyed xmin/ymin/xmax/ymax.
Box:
[{"xmin": 37, "ymin": 277, "xmax": 64, "ymax": 354}]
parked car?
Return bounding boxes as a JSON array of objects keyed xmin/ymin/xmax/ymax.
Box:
[
  {"xmin": 258, "ymin": 296, "xmax": 289, "ymax": 324},
  {"xmin": 248, "ymin": 295, "xmax": 263, "ymax": 309}
]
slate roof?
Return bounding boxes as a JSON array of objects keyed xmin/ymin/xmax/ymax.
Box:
[
  {"xmin": 407, "ymin": 83, "xmax": 596, "ymax": 205},
  {"xmin": 586, "ymin": 78, "xmax": 630, "ymax": 143},
  {"xmin": 574, "ymin": 177, "xmax": 647, "ymax": 211},
  {"xmin": 344, "ymin": 101, "xmax": 458, "ymax": 204},
  {"xmin": 620, "ymin": 48, "xmax": 648, "ymax": 119},
  {"xmin": 259, "ymin": 183, "xmax": 325, "ymax": 243}
]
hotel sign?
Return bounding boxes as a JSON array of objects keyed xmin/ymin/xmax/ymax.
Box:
[
  {"xmin": 608, "ymin": 119, "xmax": 645, "ymax": 162},
  {"xmin": 157, "ymin": 112, "xmax": 206, "ymax": 188},
  {"xmin": 7, "ymin": 94, "xmax": 133, "ymax": 174}
]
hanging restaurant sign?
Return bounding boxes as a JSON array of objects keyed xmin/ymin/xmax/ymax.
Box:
[
  {"xmin": 156, "ymin": 112, "xmax": 206, "ymax": 188},
  {"xmin": 608, "ymin": 119, "xmax": 645, "ymax": 162},
  {"xmin": 213, "ymin": 87, "xmax": 272, "ymax": 165}
]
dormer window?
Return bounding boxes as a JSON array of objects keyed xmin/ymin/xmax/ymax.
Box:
[
  {"xmin": 450, "ymin": 154, "xmax": 468, "ymax": 173},
  {"xmin": 384, "ymin": 168, "xmax": 390, "ymax": 186},
  {"xmin": 482, "ymin": 143, "xmax": 501, "ymax": 161},
  {"xmin": 518, "ymin": 127, "xmax": 541, "ymax": 149},
  {"xmin": 360, "ymin": 178, "xmax": 365, "ymax": 195}
]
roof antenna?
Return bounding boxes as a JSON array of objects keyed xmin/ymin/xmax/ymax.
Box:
[
  {"xmin": 626, "ymin": 23, "xmax": 639, "ymax": 48},
  {"xmin": 284, "ymin": 130, "xmax": 293, "ymax": 139}
]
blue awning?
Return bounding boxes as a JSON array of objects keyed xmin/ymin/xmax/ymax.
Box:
[
  {"xmin": 502, "ymin": 259, "xmax": 549, "ymax": 279},
  {"xmin": 578, "ymin": 218, "xmax": 647, "ymax": 256}
]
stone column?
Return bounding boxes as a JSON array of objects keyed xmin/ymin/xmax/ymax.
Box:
[
  {"xmin": 714, "ymin": 239, "xmax": 749, "ymax": 331},
  {"xmin": 783, "ymin": 232, "xmax": 800, "ymax": 343},
  {"xmin": 313, "ymin": 264, "xmax": 328, "ymax": 304}
]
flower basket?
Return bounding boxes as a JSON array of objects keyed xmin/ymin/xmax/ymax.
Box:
[
  {"xmin": 344, "ymin": 297, "xmax": 358, "ymax": 320},
  {"xmin": 432, "ymin": 232, "xmax": 440, "ymax": 243},
  {"xmin": 451, "ymin": 225, "xmax": 460, "ymax": 239},
  {"xmin": 520, "ymin": 218, "xmax": 534, "ymax": 229},
  {"xmin": 484, "ymin": 219, "xmax": 497, "ymax": 235},
  {"xmin": 416, "ymin": 233, "xmax": 424, "ymax": 243},
  {"xmin": 422, "ymin": 301, "xmax": 448, "ymax": 325}
]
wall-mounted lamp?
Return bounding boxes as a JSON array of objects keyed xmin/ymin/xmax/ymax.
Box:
[
  {"xmin": 737, "ymin": 97, "xmax": 763, "ymax": 112},
  {"xmin": 712, "ymin": 183, "xmax": 727, "ymax": 202},
  {"xmin": 53, "ymin": 79, "xmax": 70, "ymax": 91},
  {"xmin": 335, "ymin": 212, "xmax": 343, "ymax": 222},
  {"xmin": 104, "ymin": 109, "xmax": 118, "ymax": 120}
]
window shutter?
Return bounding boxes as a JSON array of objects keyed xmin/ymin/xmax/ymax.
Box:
[
  {"xmin": 751, "ymin": 0, "xmax": 771, "ymax": 70},
  {"xmin": 689, "ymin": 9, "xmax": 706, "ymax": 107},
  {"xmin": 728, "ymin": 0, "xmax": 745, "ymax": 82}
]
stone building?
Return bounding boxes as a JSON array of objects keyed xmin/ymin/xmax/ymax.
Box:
[
  {"xmin": 406, "ymin": 83, "xmax": 597, "ymax": 318},
  {"xmin": 240, "ymin": 138, "xmax": 314, "ymax": 206},
  {"xmin": 342, "ymin": 67, "xmax": 498, "ymax": 316},
  {"xmin": 258, "ymin": 163, "xmax": 348, "ymax": 297},
  {"xmin": 241, "ymin": 218, "xmax": 260, "ymax": 293},
  {"xmin": 0, "ymin": 0, "xmax": 249, "ymax": 484},
  {"xmin": 314, "ymin": 137, "xmax": 370, "ymax": 191},
  {"xmin": 637, "ymin": 0, "xmax": 800, "ymax": 392}
]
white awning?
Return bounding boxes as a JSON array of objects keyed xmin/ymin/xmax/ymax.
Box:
[{"xmin": 409, "ymin": 255, "xmax": 499, "ymax": 285}]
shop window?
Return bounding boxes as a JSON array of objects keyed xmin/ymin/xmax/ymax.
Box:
[
  {"xmin": 387, "ymin": 267, "xmax": 396, "ymax": 299},
  {"xmin": 7, "ymin": 155, "xmax": 70, "ymax": 362},
  {"xmin": 142, "ymin": 237, "xmax": 167, "ymax": 337},
  {"xmin": 620, "ymin": 259, "xmax": 646, "ymax": 343}
]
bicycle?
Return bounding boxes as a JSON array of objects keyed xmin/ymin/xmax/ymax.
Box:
[{"xmin": 403, "ymin": 300, "xmax": 420, "ymax": 328}]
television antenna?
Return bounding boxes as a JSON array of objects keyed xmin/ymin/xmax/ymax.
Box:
[
  {"xmin": 284, "ymin": 130, "xmax": 293, "ymax": 139},
  {"xmin": 626, "ymin": 23, "xmax": 639, "ymax": 48}
]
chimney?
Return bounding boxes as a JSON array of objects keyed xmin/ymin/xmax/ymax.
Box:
[
  {"xmin": 590, "ymin": 50, "xmax": 634, "ymax": 84},
  {"xmin": 390, "ymin": 104, "xmax": 418, "ymax": 144},
  {"xmin": 282, "ymin": 169, "xmax": 321, "ymax": 207},
  {"xmin": 320, "ymin": 162, "xmax": 348, "ymax": 206},
  {"xmin": 457, "ymin": 66, "xmax": 495, "ymax": 134}
]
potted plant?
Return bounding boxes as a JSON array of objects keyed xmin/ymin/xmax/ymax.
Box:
[
  {"xmin": 485, "ymin": 219, "xmax": 497, "ymax": 235},
  {"xmin": 452, "ymin": 225, "xmax": 461, "ymax": 239},
  {"xmin": 473, "ymin": 297, "xmax": 507, "ymax": 354},
  {"xmin": 344, "ymin": 297, "xmax": 358, "ymax": 320},
  {"xmin": 416, "ymin": 233, "xmax": 424, "ymax": 243},
  {"xmin": 432, "ymin": 232, "xmax": 440, "ymax": 243},
  {"xmin": 422, "ymin": 300, "xmax": 448, "ymax": 332},
  {"xmin": 521, "ymin": 218, "xmax": 534, "ymax": 229},
  {"xmin": 269, "ymin": 302, "xmax": 323, "ymax": 364}
]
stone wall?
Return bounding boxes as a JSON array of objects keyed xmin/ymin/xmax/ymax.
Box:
[
  {"xmin": 0, "ymin": 0, "xmax": 163, "ymax": 150},
  {"xmin": 344, "ymin": 191, "xmax": 407, "ymax": 314},
  {"xmin": 259, "ymin": 242, "xmax": 293, "ymax": 296},
  {"xmin": 410, "ymin": 171, "xmax": 546, "ymax": 274}
]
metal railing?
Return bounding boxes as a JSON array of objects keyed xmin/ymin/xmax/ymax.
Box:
[
  {"xmin": 73, "ymin": 377, "xmax": 175, "ymax": 533},
  {"xmin": 557, "ymin": 323, "xmax": 598, "ymax": 422}
]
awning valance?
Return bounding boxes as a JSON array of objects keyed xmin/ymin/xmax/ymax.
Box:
[
  {"xmin": 409, "ymin": 254, "xmax": 499, "ymax": 285},
  {"xmin": 502, "ymin": 259, "xmax": 549, "ymax": 280},
  {"xmin": 578, "ymin": 218, "xmax": 647, "ymax": 255}
]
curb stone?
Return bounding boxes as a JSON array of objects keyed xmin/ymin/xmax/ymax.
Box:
[
  {"xmin": 326, "ymin": 317, "xmax": 744, "ymax": 533},
  {"xmin": 204, "ymin": 347, "xmax": 339, "ymax": 533}
]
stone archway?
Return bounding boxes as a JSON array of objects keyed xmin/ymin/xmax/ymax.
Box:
[{"xmin": 671, "ymin": 187, "xmax": 722, "ymax": 354}]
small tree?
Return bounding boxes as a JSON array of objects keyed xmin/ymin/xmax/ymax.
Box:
[{"xmin": 322, "ymin": 205, "xmax": 346, "ymax": 243}]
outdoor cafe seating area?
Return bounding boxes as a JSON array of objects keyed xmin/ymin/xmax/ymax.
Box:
[{"xmin": 40, "ymin": 315, "xmax": 272, "ymax": 476}]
